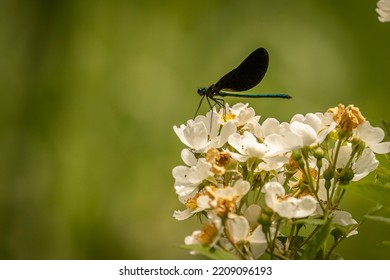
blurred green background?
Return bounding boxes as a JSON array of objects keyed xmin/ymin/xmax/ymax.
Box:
[{"xmin": 0, "ymin": 0, "xmax": 389, "ymax": 259}]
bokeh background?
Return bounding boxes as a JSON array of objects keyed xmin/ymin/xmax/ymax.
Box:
[{"xmin": 0, "ymin": 0, "xmax": 389, "ymax": 259}]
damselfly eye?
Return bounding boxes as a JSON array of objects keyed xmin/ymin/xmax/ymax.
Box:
[{"xmin": 197, "ymin": 88, "xmax": 207, "ymax": 95}]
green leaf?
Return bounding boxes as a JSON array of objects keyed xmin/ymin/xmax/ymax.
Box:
[
  {"xmin": 363, "ymin": 215, "xmax": 390, "ymax": 225},
  {"xmin": 375, "ymin": 165, "xmax": 390, "ymax": 186},
  {"xmin": 180, "ymin": 244, "xmax": 238, "ymax": 260},
  {"xmin": 300, "ymin": 218, "xmax": 332, "ymax": 260},
  {"xmin": 344, "ymin": 183, "xmax": 390, "ymax": 209}
]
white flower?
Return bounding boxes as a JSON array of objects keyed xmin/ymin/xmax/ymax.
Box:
[
  {"xmin": 215, "ymin": 179, "xmax": 250, "ymax": 202},
  {"xmin": 260, "ymin": 118, "xmax": 301, "ymax": 156},
  {"xmin": 173, "ymin": 188, "xmax": 211, "ymax": 221},
  {"xmin": 336, "ymin": 145, "xmax": 378, "ymax": 181},
  {"xmin": 228, "ymin": 131, "xmax": 266, "ymax": 161},
  {"xmin": 331, "ymin": 210, "xmax": 358, "ymax": 237},
  {"xmin": 377, "ymin": 0, "xmax": 390, "ymax": 22},
  {"xmin": 184, "ymin": 213, "xmax": 222, "ymax": 249},
  {"xmin": 354, "ymin": 122, "xmax": 390, "ymax": 154},
  {"xmin": 225, "ymin": 216, "xmax": 268, "ymax": 259},
  {"xmin": 352, "ymin": 148, "xmax": 379, "ymax": 181},
  {"xmin": 173, "ymin": 120, "xmax": 214, "ymax": 152},
  {"xmin": 290, "ymin": 121, "xmax": 317, "ymax": 147},
  {"xmin": 173, "ymin": 209, "xmax": 194, "ymax": 221},
  {"xmin": 198, "ymin": 109, "xmax": 238, "ymax": 144},
  {"xmin": 184, "ymin": 230, "xmax": 202, "ymax": 249},
  {"xmin": 246, "ymin": 118, "xmax": 299, "ymax": 171},
  {"xmin": 204, "ymin": 180, "xmax": 250, "ymax": 218},
  {"xmin": 222, "ymin": 103, "xmax": 260, "ymax": 128},
  {"xmin": 172, "ymin": 149, "xmax": 212, "ymax": 198},
  {"xmin": 264, "ymin": 182, "xmax": 317, "ymax": 218},
  {"xmin": 173, "ymin": 110, "xmax": 236, "ymax": 153},
  {"xmin": 290, "ymin": 112, "xmax": 336, "ymax": 147},
  {"xmin": 258, "ymin": 118, "xmax": 291, "ymax": 137},
  {"xmin": 256, "ymin": 156, "xmax": 289, "ymax": 172}
]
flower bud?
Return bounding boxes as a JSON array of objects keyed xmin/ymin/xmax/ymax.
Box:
[
  {"xmin": 323, "ymin": 167, "xmax": 334, "ymax": 180},
  {"xmin": 313, "ymin": 147, "xmax": 325, "ymax": 160},
  {"xmin": 351, "ymin": 138, "xmax": 365, "ymax": 157},
  {"xmin": 292, "ymin": 150, "xmax": 302, "ymax": 161},
  {"xmin": 258, "ymin": 206, "xmax": 273, "ymax": 233},
  {"xmin": 262, "ymin": 205, "xmax": 274, "ymax": 216},
  {"xmin": 339, "ymin": 168, "xmax": 355, "ymax": 185}
]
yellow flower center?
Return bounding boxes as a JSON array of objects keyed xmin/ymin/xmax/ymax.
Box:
[
  {"xmin": 196, "ymin": 224, "xmax": 219, "ymax": 245},
  {"xmin": 223, "ymin": 113, "xmax": 236, "ymax": 121},
  {"xmin": 185, "ymin": 191, "xmax": 206, "ymax": 210}
]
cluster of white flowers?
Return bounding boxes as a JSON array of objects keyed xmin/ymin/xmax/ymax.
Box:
[{"xmin": 172, "ymin": 103, "xmax": 389, "ymax": 259}]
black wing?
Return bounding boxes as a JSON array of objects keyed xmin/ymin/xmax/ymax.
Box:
[{"xmin": 212, "ymin": 48, "xmax": 269, "ymax": 93}]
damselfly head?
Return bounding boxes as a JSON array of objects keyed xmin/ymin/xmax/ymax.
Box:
[
  {"xmin": 197, "ymin": 87, "xmax": 208, "ymax": 96},
  {"xmin": 198, "ymin": 85, "xmax": 213, "ymax": 96}
]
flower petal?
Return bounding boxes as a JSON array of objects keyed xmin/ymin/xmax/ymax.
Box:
[
  {"xmin": 244, "ymin": 204, "xmax": 262, "ymax": 229},
  {"xmin": 264, "ymin": 182, "xmax": 317, "ymax": 218},
  {"xmin": 369, "ymin": 142, "xmax": 390, "ymax": 154},
  {"xmin": 226, "ymin": 216, "xmax": 249, "ymax": 242},
  {"xmin": 290, "ymin": 121, "xmax": 317, "ymax": 147},
  {"xmin": 173, "ymin": 209, "xmax": 194, "ymax": 221},
  {"xmin": 183, "ymin": 122, "xmax": 209, "ymax": 150},
  {"xmin": 218, "ymin": 120, "xmax": 237, "ymax": 147},
  {"xmin": 355, "ymin": 122, "xmax": 385, "ymax": 145},
  {"xmin": 181, "ymin": 149, "xmax": 197, "ymax": 166},
  {"xmin": 247, "ymin": 225, "xmax": 268, "ymax": 259}
]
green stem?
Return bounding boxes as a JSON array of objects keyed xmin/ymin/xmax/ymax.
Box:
[
  {"xmin": 289, "ymin": 225, "xmax": 321, "ymax": 258},
  {"xmin": 302, "ymin": 153, "xmax": 325, "ymax": 213},
  {"xmin": 328, "ymin": 140, "xmax": 343, "ymax": 208},
  {"xmin": 268, "ymin": 219, "xmax": 281, "ymax": 260},
  {"xmin": 325, "ymin": 234, "xmax": 345, "ymax": 259},
  {"xmin": 266, "ymin": 249, "xmax": 290, "ymax": 260},
  {"xmin": 285, "ymin": 223, "xmax": 296, "ymax": 256}
]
